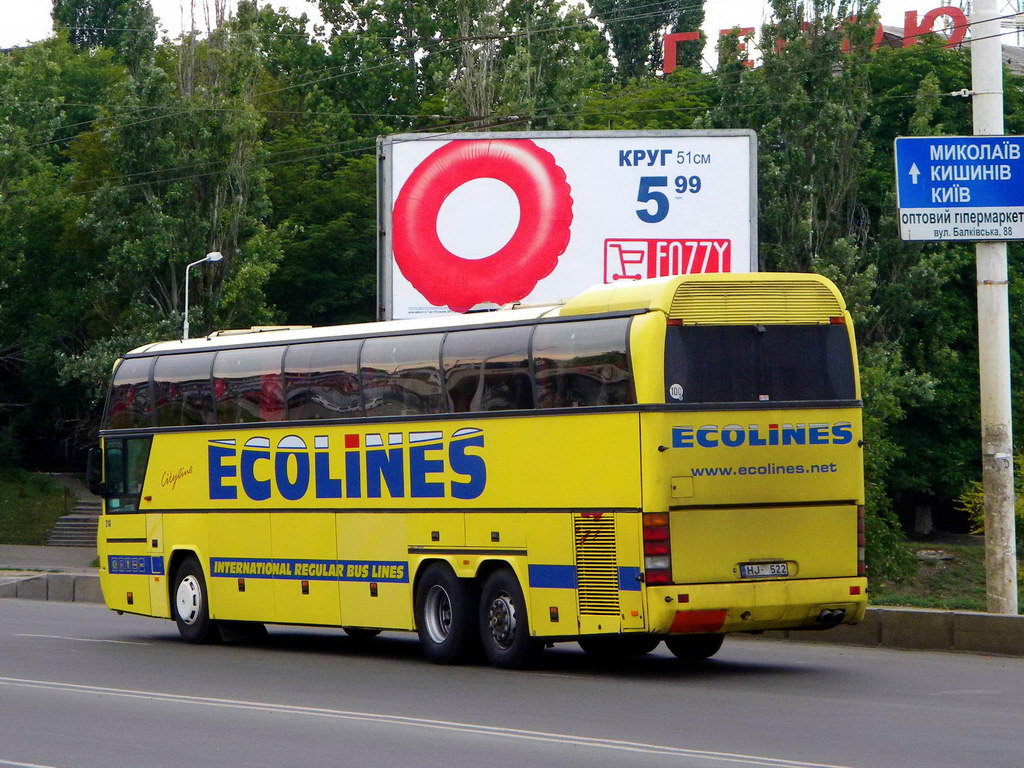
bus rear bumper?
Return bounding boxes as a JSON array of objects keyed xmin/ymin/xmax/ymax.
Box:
[{"xmin": 645, "ymin": 577, "xmax": 868, "ymax": 635}]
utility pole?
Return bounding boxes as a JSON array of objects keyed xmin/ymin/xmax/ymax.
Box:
[{"xmin": 972, "ymin": 0, "xmax": 1018, "ymax": 614}]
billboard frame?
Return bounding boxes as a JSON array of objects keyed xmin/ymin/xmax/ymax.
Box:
[{"xmin": 377, "ymin": 129, "xmax": 758, "ymax": 320}]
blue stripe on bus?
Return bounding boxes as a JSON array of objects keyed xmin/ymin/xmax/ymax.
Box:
[
  {"xmin": 618, "ymin": 566, "xmax": 642, "ymax": 591},
  {"xmin": 528, "ymin": 564, "xmax": 577, "ymax": 589}
]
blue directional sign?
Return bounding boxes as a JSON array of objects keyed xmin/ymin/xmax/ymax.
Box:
[{"xmin": 894, "ymin": 136, "xmax": 1024, "ymax": 241}]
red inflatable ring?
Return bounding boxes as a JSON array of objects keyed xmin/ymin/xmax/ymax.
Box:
[{"xmin": 392, "ymin": 139, "xmax": 573, "ymax": 312}]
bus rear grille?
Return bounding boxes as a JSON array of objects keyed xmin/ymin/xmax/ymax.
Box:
[
  {"xmin": 670, "ymin": 280, "xmax": 843, "ymax": 325},
  {"xmin": 574, "ymin": 513, "xmax": 620, "ymax": 616}
]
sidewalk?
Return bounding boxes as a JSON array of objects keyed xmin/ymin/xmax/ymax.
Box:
[{"xmin": 0, "ymin": 544, "xmax": 101, "ymax": 603}]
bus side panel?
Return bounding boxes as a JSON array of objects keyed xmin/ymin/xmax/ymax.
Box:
[
  {"xmin": 146, "ymin": 513, "xmax": 170, "ymax": 618},
  {"xmin": 206, "ymin": 512, "xmax": 275, "ymax": 623},
  {"xmin": 615, "ymin": 511, "xmax": 646, "ymax": 631},
  {"xmin": 272, "ymin": 512, "xmax": 341, "ymax": 626},
  {"xmin": 525, "ymin": 511, "xmax": 578, "ymax": 637},
  {"xmin": 337, "ymin": 512, "xmax": 413, "ymax": 630},
  {"xmin": 99, "ymin": 513, "xmax": 151, "ymax": 615}
]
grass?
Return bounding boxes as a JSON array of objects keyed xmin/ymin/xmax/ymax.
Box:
[
  {"xmin": 0, "ymin": 468, "xmax": 69, "ymax": 545},
  {"xmin": 870, "ymin": 539, "xmax": 1024, "ymax": 612}
]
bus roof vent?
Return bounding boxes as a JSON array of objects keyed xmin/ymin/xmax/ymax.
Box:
[{"xmin": 669, "ymin": 278, "xmax": 844, "ymax": 325}]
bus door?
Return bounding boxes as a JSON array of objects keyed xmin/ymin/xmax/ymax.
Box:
[{"xmin": 101, "ymin": 435, "xmax": 156, "ymax": 614}]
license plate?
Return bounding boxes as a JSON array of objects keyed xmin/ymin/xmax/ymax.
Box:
[{"xmin": 740, "ymin": 562, "xmax": 789, "ymax": 579}]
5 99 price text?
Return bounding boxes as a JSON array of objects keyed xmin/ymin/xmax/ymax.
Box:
[{"xmin": 636, "ymin": 175, "xmax": 702, "ymax": 224}]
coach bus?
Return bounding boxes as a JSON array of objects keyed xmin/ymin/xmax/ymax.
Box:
[{"xmin": 90, "ymin": 273, "xmax": 867, "ymax": 668}]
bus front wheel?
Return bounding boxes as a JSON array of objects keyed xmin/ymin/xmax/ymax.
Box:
[
  {"xmin": 665, "ymin": 634, "xmax": 724, "ymax": 661},
  {"xmin": 414, "ymin": 563, "xmax": 479, "ymax": 664},
  {"xmin": 479, "ymin": 569, "xmax": 542, "ymax": 669},
  {"xmin": 172, "ymin": 555, "xmax": 219, "ymax": 644}
]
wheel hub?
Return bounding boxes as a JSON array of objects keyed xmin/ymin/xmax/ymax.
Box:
[
  {"xmin": 175, "ymin": 575, "xmax": 202, "ymax": 625},
  {"xmin": 488, "ymin": 592, "xmax": 516, "ymax": 650},
  {"xmin": 423, "ymin": 584, "xmax": 453, "ymax": 644}
]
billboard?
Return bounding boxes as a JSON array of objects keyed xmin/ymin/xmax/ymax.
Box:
[{"xmin": 378, "ymin": 130, "xmax": 757, "ymax": 319}]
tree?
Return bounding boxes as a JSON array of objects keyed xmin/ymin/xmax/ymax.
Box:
[
  {"xmin": 591, "ymin": 0, "xmax": 703, "ymax": 80},
  {"xmin": 52, "ymin": 0, "xmax": 155, "ymax": 52}
]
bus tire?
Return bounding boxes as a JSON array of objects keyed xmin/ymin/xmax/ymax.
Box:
[
  {"xmin": 172, "ymin": 555, "xmax": 219, "ymax": 644},
  {"xmin": 578, "ymin": 634, "xmax": 661, "ymax": 658},
  {"xmin": 665, "ymin": 634, "xmax": 724, "ymax": 661},
  {"xmin": 479, "ymin": 568, "xmax": 542, "ymax": 669},
  {"xmin": 415, "ymin": 563, "xmax": 479, "ymax": 664}
]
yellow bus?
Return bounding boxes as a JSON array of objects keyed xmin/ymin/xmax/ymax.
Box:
[{"xmin": 90, "ymin": 273, "xmax": 867, "ymax": 668}]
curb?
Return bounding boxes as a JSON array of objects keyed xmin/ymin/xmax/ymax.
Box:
[
  {"xmin": 765, "ymin": 606, "xmax": 1024, "ymax": 656},
  {"xmin": 0, "ymin": 573, "xmax": 102, "ymax": 604}
]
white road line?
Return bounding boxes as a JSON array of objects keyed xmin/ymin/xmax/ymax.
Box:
[
  {"xmin": 12, "ymin": 634, "xmax": 151, "ymax": 646},
  {"xmin": 0, "ymin": 676, "xmax": 859, "ymax": 768},
  {"xmin": 0, "ymin": 759, "xmax": 64, "ymax": 768}
]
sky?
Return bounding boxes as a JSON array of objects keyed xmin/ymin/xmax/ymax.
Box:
[{"xmin": 0, "ymin": 0, "xmax": 1000, "ymax": 56}]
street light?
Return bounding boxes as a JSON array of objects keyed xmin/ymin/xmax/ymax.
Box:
[{"xmin": 183, "ymin": 251, "xmax": 223, "ymax": 340}]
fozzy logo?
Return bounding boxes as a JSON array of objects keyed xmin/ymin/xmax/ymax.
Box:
[
  {"xmin": 672, "ymin": 422, "xmax": 854, "ymax": 449},
  {"xmin": 208, "ymin": 428, "xmax": 486, "ymax": 503}
]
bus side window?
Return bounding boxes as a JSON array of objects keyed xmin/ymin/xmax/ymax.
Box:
[
  {"xmin": 103, "ymin": 437, "xmax": 152, "ymax": 512},
  {"xmin": 284, "ymin": 340, "xmax": 362, "ymax": 421},
  {"xmin": 442, "ymin": 326, "xmax": 534, "ymax": 412},
  {"xmin": 533, "ymin": 318, "xmax": 634, "ymax": 408},
  {"xmin": 103, "ymin": 357, "xmax": 154, "ymax": 430},
  {"xmin": 213, "ymin": 346, "xmax": 286, "ymax": 424},
  {"xmin": 153, "ymin": 352, "xmax": 216, "ymax": 426},
  {"xmin": 361, "ymin": 334, "xmax": 445, "ymax": 417}
]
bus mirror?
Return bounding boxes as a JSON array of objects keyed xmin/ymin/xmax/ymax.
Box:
[{"xmin": 85, "ymin": 447, "xmax": 108, "ymax": 497}]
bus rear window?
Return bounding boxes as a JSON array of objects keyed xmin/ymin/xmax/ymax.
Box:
[{"xmin": 664, "ymin": 325, "xmax": 855, "ymax": 404}]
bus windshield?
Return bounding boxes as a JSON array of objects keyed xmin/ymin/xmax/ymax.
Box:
[{"xmin": 664, "ymin": 324, "xmax": 855, "ymax": 404}]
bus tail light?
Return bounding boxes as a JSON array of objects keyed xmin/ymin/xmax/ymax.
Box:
[
  {"xmin": 857, "ymin": 505, "xmax": 867, "ymax": 577},
  {"xmin": 643, "ymin": 512, "xmax": 672, "ymax": 585}
]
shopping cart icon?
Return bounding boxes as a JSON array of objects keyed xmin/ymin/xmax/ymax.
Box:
[{"xmin": 604, "ymin": 240, "xmax": 649, "ymax": 282}]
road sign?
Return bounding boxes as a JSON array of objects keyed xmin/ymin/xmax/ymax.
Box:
[
  {"xmin": 895, "ymin": 135, "xmax": 1024, "ymax": 241},
  {"xmin": 377, "ymin": 130, "xmax": 757, "ymax": 320}
]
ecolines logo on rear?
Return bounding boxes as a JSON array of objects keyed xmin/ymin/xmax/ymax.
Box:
[
  {"xmin": 208, "ymin": 428, "xmax": 486, "ymax": 502},
  {"xmin": 672, "ymin": 422, "xmax": 854, "ymax": 449}
]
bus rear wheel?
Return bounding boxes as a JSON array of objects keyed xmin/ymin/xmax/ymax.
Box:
[
  {"xmin": 172, "ymin": 555, "xmax": 219, "ymax": 644},
  {"xmin": 665, "ymin": 634, "xmax": 724, "ymax": 661},
  {"xmin": 479, "ymin": 568, "xmax": 541, "ymax": 669},
  {"xmin": 414, "ymin": 563, "xmax": 479, "ymax": 664},
  {"xmin": 578, "ymin": 634, "xmax": 661, "ymax": 658}
]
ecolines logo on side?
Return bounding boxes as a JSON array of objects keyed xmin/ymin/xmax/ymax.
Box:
[
  {"xmin": 208, "ymin": 428, "xmax": 486, "ymax": 502},
  {"xmin": 672, "ymin": 422, "xmax": 854, "ymax": 449}
]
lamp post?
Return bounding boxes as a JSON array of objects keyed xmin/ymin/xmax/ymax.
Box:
[{"xmin": 183, "ymin": 251, "xmax": 223, "ymax": 340}]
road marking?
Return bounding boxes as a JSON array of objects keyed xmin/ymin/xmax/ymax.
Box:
[
  {"xmin": 13, "ymin": 634, "xmax": 151, "ymax": 646},
  {"xmin": 0, "ymin": 676, "xmax": 860, "ymax": 768},
  {"xmin": 0, "ymin": 759, "xmax": 64, "ymax": 768}
]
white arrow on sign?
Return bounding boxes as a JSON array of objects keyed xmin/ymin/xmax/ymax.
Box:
[{"xmin": 909, "ymin": 163, "xmax": 920, "ymax": 184}]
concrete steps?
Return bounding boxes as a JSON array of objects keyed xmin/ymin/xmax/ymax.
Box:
[{"xmin": 46, "ymin": 495, "xmax": 102, "ymax": 548}]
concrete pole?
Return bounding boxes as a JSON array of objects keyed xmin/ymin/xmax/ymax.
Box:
[{"xmin": 972, "ymin": 0, "xmax": 1018, "ymax": 614}]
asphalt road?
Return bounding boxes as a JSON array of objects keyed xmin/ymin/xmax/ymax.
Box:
[{"xmin": 1, "ymin": 599, "xmax": 1022, "ymax": 768}]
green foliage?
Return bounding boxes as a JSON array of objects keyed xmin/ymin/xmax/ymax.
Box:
[
  {"xmin": 51, "ymin": 0, "xmax": 154, "ymax": 51},
  {"xmin": 0, "ymin": 469, "xmax": 67, "ymax": 545},
  {"xmin": 591, "ymin": 0, "xmax": 704, "ymax": 80},
  {"xmin": 955, "ymin": 455, "xmax": 1024, "ymax": 551}
]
